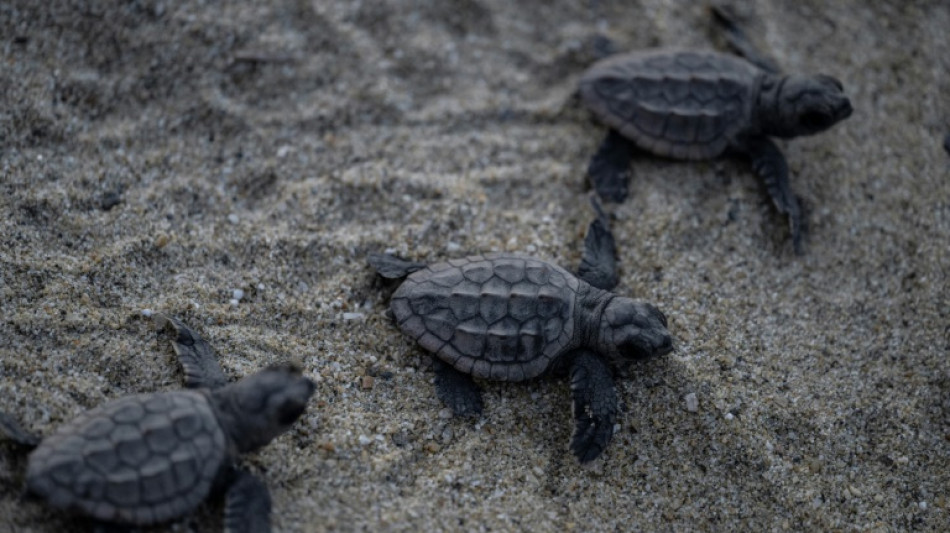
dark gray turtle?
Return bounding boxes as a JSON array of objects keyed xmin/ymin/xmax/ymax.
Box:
[
  {"xmin": 369, "ymin": 208, "xmax": 672, "ymax": 462},
  {"xmin": 579, "ymin": 10, "xmax": 852, "ymax": 253},
  {"xmin": 0, "ymin": 315, "xmax": 315, "ymax": 532}
]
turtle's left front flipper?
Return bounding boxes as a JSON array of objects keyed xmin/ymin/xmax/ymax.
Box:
[
  {"xmin": 568, "ymin": 350, "xmax": 618, "ymax": 463},
  {"xmin": 576, "ymin": 197, "xmax": 619, "ymax": 291},
  {"xmin": 155, "ymin": 314, "xmax": 230, "ymax": 390},
  {"xmin": 224, "ymin": 469, "xmax": 272, "ymax": 533},
  {"xmin": 0, "ymin": 411, "xmax": 39, "ymax": 448}
]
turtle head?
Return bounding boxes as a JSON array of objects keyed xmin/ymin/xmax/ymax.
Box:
[
  {"xmin": 767, "ymin": 74, "xmax": 852, "ymax": 138},
  {"xmin": 215, "ymin": 363, "xmax": 315, "ymax": 453},
  {"xmin": 597, "ymin": 297, "xmax": 673, "ymax": 365}
]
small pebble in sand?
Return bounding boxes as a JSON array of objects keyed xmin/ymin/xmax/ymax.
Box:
[
  {"xmin": 684, "ymin": 393, "xmax": 699, "ymax": 412},
  {"xmin": 725, "ymin": 412, "xmax": 735, "ymax": 421},
  {"xmin": 232, "ymin": 289, "xmax": 245, "ymax": 301},
  {"xmin": 228, "ymin": 213, "xmax": 240, "ymax": 224},
  {"xmin": 342, "ymin": 312, "xmax": 365, "ymax": 321}
]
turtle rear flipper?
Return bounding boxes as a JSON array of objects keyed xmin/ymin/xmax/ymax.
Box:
[
  {"xmin": 0, "ymin": 412, "xmax": 40, "ymax": 448},
  {"xmin": 587, "ymin": 129, "xmax": 633, "ymax": 203},
  {"xmin": 576, "ymin": 196, "xmax": 619, "ymax": 291},
  {"xmin": 368, "ymin": 253, "xmax": 427, "ymax": 280},
  {"xmin": 568, "ymin": 350, "xmax": 617, "ymax": 463},
  {"xmin": 433, "ymin": 358, "xmax": 483, "ymax": 417},
  {"xmin": 224, "ymin": 469, "xmax": 272, "ymax": 533},
  {"xmin": 156, "ymin": 314, "xmax": 229, "ymax": 390}
]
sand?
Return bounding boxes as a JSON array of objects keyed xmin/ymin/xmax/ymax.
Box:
[{"xmin": 1, "ymin": 0, "xmax": 948, "ymax": 531}]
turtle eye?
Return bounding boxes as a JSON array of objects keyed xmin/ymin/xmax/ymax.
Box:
[
  {"xmin": 817, "ymin": 74, "xmax": 844, "ymax": 91},
  {"xmin": 642, "ymin": 303, "xmax": 668, "ymax": 328}
]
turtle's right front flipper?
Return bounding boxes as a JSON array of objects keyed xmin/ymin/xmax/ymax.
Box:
[
  {"xmin": 0, "ymin": 411, "xmax": 40, "ymax": 448},
  {"xmin": 155, "ymin": 314, "xmax": 230, "ymax": 390},
  {"xmin": 744, "ymin": 136, "xmax": 804, "ymax": 253},
  {"xmin": 588, "ymin": 129, "xmax": 633, "ymax": 203},
  {"xmin": 368, "ymin": 254, "xmax": 427, "ymax": 280},
  {"xmin": 568, "ymin": 350, "xmax": 617, "ymax": 463},
  {"xmin": 433, "ymin": 358, "xmax": 483, "ymax": 417}
]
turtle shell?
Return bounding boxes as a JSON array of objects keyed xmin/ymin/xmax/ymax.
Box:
[
  {"xmin": 579, "ymin": 49, "xmax": 762, "ymax": 159},
  {"xmin": 26, "ymin": 390, "xmax": 228, "ymax": 526},
  {"xmin": 391, "ymin": 254, "xmax": 582, "ymax": 381}
]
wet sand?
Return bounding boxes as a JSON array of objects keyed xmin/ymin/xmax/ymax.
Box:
[{"xmin": 1, "ymin": 1, "xmax": 948, "ymax": 531}]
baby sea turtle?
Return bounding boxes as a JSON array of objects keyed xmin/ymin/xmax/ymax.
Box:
[
  {"xmin": 369, "ymin": 209, "xmax": 673, "ymax": 462},
  {"xmin": 0, "ymin": 315, "xmax": 315, "ymax": 532},
  {"xmin": 579, "ymin": 12, "xmax": 852, "ymax": 253}
]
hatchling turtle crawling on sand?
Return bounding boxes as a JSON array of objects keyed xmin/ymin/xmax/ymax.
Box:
[
  {"xmin": 579, "ymin": 10, "xmax": 852, "ymax": 253},
  {"xmin": 369, "ymin": 209, "xmax": 673, "ymax": 462},
  {"xmin": 0, "ymin": 315, "xmax": 315, "ymax": 532}
]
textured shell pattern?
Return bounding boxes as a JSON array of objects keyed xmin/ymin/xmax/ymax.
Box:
[
  {"xmin": 580, "ymin": 50, "xmax": 761, "ymax": 159},
  {"xmin": 391, "ymin": 254, "xmax": 581, "ymax": 381},
  {"xmin": 26, "ymin": 390, "xmax": 228, "ymax": 526}
]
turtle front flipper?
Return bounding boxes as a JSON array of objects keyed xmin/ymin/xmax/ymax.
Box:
[
  {"xmin": 744, "ymin": 136, "xmax": 805, "ymax": 254},
  {"xmin": 710, "ymin": 4, "xmax": 781, "ymax": 74},
  {"xmin": 433, "ymin": 358, "xmax": 483, "ymax": 417},
  {"xmin": 576, "ymin": 197, "xmax": 619, "ymax": 291},
  {"xmin": 0, "ymin": 411, "xmax": 40, "ymax": 448},
  {"xmin": 568, "ymin": 350, "xmax": 618, "ymax": 463},
  {"xmin": 588, "ymin": 129, "xmax": 634, "ymax": 203},
  {"xmin": 368, "ymin": 254, "xmax": 427, "ymax": 280},
  {"xmin": 156, "ymin": 314, "xmax": 230, "ymax": 389},
  {"xmin": 224, "ymin": 468, "xmax": 272, "ymax": 533}
]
